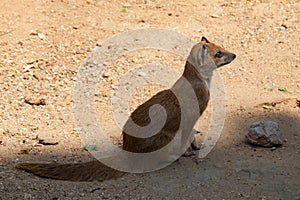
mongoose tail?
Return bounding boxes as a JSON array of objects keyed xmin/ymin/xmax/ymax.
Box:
[{"xmin": 16, "ymin": 160, "xmax": 125, "ymax": 181}]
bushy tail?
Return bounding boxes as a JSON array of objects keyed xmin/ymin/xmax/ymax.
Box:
[{"xmin": 16, "ymin": 160, "xmax": 125, "ymax": 181}]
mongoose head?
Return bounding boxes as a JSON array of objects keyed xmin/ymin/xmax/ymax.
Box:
[
  {"xmin": 186, "ymin": 37, "xmax": 236, "ymax": 84},
  {"xmin": 188, "ymin": 37, "xmax": 236, "ymax": 70},
  {"xmin": 199, "ymin": 37, "xmax": 236, "ymax": 68}
]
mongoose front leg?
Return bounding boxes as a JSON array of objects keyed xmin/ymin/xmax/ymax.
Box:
[
  {"xmin": 191, "ymin": 130, "xmax": 201, "ymax": 150},
  {"xmin": 191, "ymin": 137, "xmax": 201, "ymax": 150}
]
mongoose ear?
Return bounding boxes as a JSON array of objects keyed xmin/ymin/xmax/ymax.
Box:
[{"xmin": 201, "ymin": 37, "xmax": 209, "ymax": 43}]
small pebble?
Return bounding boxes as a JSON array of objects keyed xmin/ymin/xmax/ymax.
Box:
[
  {"xmin": 102, "ymin": 72, "xmax": 109, "ymax": 78},
  {"xmin": 211, "ymin": 14, "xmax": 219, "ymax": 18},
  {"xmin": 79, "ymin": 193, "xmax": 85, "ymax": 197},
  {"xmin": 137, "ymin": 72, "xmax": 147, "ymax": 77}
]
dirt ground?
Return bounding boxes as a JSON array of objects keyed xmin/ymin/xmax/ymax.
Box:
[{"xmin": 0, "ymin": 0, "xmax": 299, "ymax": 199}]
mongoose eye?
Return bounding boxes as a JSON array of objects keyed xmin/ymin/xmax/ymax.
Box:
[{"xmin": 215, "ymin": 51, "xmax": 223, "ymax": 58}]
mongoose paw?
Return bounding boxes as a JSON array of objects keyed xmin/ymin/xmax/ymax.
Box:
[
  {"xmin": 182, "ymin": 151, "xmax": 195, "ymax": 157},
  {"xmin": 182, "ymin": 148, "xmax": 195, "ymax": 157}
]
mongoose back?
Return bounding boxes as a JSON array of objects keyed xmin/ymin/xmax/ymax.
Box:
[{"xmin": 16, "ymin": 37, "xmax": 236, "ymax": 181}]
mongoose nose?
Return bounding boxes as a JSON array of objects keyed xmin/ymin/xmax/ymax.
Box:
[{"xmin": 232, "ymin": 54, "xmax": 236, "ymax": 60}]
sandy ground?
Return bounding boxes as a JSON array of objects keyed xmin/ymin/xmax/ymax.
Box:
[{"xmin": 0, "ymin": 0, "xmax": 299, "ymax": 199}]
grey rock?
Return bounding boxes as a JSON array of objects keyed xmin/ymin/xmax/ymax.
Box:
[{"xmin": 245, "ymin": 121, "xmax": 282, "ymax": 147}]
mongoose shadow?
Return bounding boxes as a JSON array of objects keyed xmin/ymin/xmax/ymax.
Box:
[{"xmin": 16, "ymin": 37, "xmax": 236, "ymax": 181}]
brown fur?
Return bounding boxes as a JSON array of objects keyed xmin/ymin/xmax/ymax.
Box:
[
  {"xmin": 16, "ymin": 37, "xmax": 236, "ymax": 181},
  {"xmin": 122, "ymin": 61, "xmax": 210, "ymax": 153}
]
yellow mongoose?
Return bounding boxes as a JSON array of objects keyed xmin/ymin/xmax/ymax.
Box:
[{"xmin": 16, "ymin": 37, "xmax": 236, "ymax": 181}]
